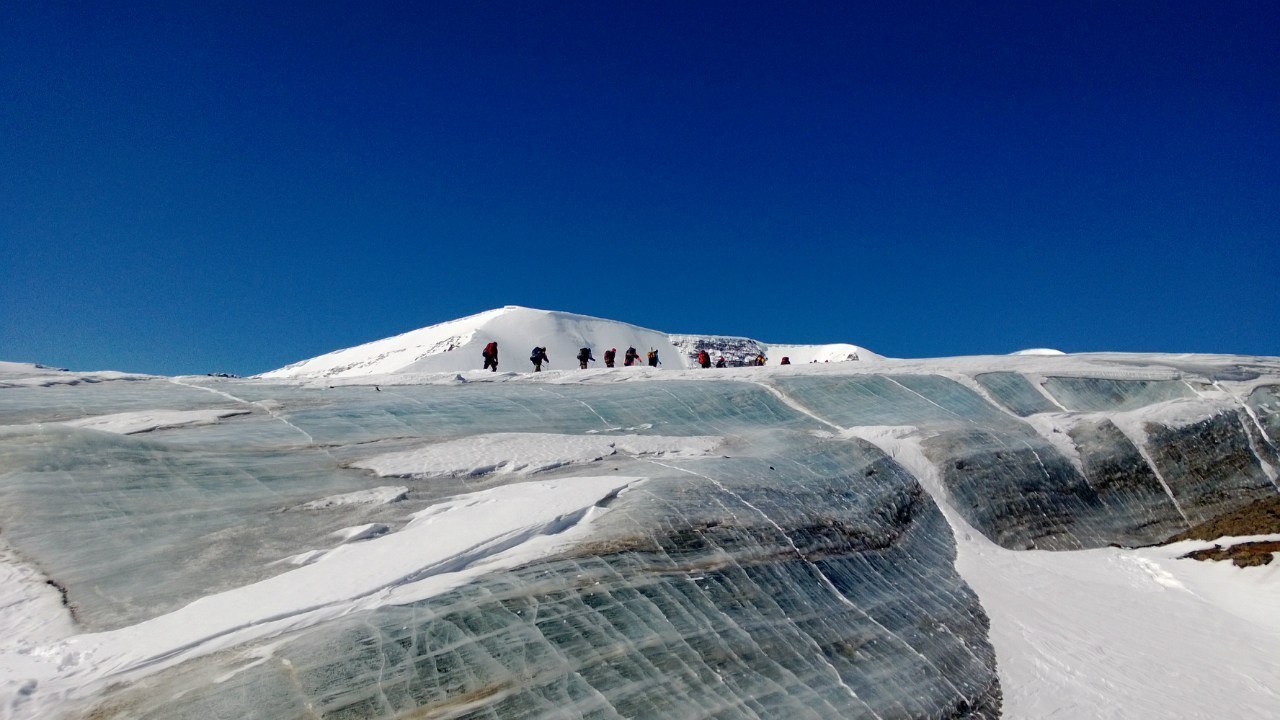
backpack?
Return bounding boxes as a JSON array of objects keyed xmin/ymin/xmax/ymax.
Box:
[
  {"xmin": 484, "ymin": 342, "xmax": 497, "ymax": 356},
  {"xmin": 697, "ymin": 350, "xmax": 709, "ymax": 364},
  {"xmin": 578, "ymin": 348, "xmax": 590, "ymax": 360},
  {"xmin": 647, "ymin": 350, "xmax": 657, "ymax": 361}
]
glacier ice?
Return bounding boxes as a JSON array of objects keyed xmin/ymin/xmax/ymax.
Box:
[{"xmin": 1, "ymin": 354, "xmax": 1278, "ymax": 719}]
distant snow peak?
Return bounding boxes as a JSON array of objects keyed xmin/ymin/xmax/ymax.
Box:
[
  {"xmin": 259, "ymin": 306, "xmax": 879, "ymax": 379},
  {"xmin": 1011, "ymin": 348, "xmax": 1067, "ymax": 356}
]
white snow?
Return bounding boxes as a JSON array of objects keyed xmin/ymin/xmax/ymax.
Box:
[
  {"xmin": 295, "ymin": 486, "xmax": 408, "ymax": 510},
  {"xmin": 0, "ymin": 539, "xmax": 76, "ymax": 720},
  {"xmin": 0, "ymin": 476, "xmax": 641, "ymax": 718},
  {"xmin": 611, "ymin": 435, "xmax": 720, "ymax": 457},
  {"xmin": 61, "ymin": 408, "xmax": 251, "ymax": 435},
  {"xmin": 331, "ymin": 523, "xmax": 390, "ymax": 542},
  {"xmin": 259, "ymin": 306, "xmax": 880, "ymax": 378},
  {"xmin": 962, "ymin": 542, "xmax": 1280, "ymax": 718},
  {"xmin": 352, "ymin": 432, "xmax": 720, "ymax": 478},
  {"xmin": 759, "ymin": 343, "xmax": 867, "ymax": 364},
  {"xmin": 1010, "ymin": 348, "xmax": 1067, "ymax": 356},
  {"xmin": 0, "ymin": 362, "xmax": 149, "ymax": 388}
]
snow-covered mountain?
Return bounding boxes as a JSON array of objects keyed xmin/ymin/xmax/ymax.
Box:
[{"xmin": 259, "ymin": 306, "xmax": 881, "ymax": 378}]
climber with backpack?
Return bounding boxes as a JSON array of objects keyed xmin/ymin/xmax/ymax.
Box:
[
  {"xmin": 482, "ymin": 342, "xmax": 499, "ymax": 372},
  {"xmin": 780, "ymin": 356, "xmax": 791, "ymax": 365},
  {"xmin": 530, "ymin": 346, "xmax": 549, "ymax": 372},
  {"xmin": 715, "ymin": 356, "xmax": 726, "ymax": 368},
  {"xmin": 754, "ymin": 353, "xmax": 766, "ymax": 366},
  {"xmin": 623, "ymin": 347, "xmax": 640, "ymax": 366},
  {"xmin": 697, "ymin": 350, "xmax": 711, "ymax": 369},
  {"xmin": 647, "ymin": 349, "xmax": 660, "ymax": 367},
  {"xmin": 603, "ymin": 348, "xmax": 617, "ymax": 368},
  {"xmin": 577, "ymin": 347, "xmax": 595, "ymax": 369}
]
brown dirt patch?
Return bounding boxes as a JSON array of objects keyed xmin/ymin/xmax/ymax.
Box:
[
  {"xmin": 1164, "ymin": 495, "xmax": 1280, "ymax": 543},
  {"xmin": 1183, "ymin": 541, "xmax": 1280, "ymax": 568}
]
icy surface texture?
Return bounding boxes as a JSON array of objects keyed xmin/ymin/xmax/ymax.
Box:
[
  {"xmin": 1246, "ymin": 384, "xmax": 1280, "ymax": 467},
  {"xmin": 84, "ymin": 438, "xmax": 1000, "ymax": 720},
  {"xmin": 973, "ymin": 372, "xmax": 1060, "ymax": 416},
  {"xmin": 1143, "ymin": 410, "xmax": 1276, "ymax": 524},
  {"xmin": 4, "ymin": 356, "xmax": 1279, "ymax": 718},
  {"xmin": 774, "ymin": 372, "xmax": 1278, "ymax": 549},
  {"xmin": 1064, "ymin": 418, "xmax": 1186, "ymax": 543},
  {"xmin": 0, "ymin": 419, "xmax": 381, "ymax": 629},
  {"xmin": 1040, "ymin": 376, "xmax": 1194, "ymax": 411}
]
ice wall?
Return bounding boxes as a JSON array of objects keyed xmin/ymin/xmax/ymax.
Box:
[
  {"xmin": 2, "ymin": 354, "xmax": 1278, "ymax": 719},
  {"xmin": 85, "ymin": 438, "xmax": 999, "ymax": 719},
  {"xmin": 774, "ymin": 371, "xmax": 1279, "ymax": 550}
]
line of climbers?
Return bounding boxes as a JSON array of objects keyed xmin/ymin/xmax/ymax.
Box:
[
  {"xmin": 483, "ymin": 341, "xmax": 792, "ymax": 373},
  {"xmin": 572, "ymin": 346, "xmax": 661, "ymax": 369},
  {"xmin": 518, "ymin": 344, "xmax": 662, "ymax": 372}
]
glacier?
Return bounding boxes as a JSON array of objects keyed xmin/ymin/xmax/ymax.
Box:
[{"xmin": 1, "ymin": 339, "xmax": 1279, "ymax": 718}]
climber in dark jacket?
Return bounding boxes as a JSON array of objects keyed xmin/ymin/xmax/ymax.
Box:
[
  {"xmin": 482, "ymin": 342, "xmax": 499, "ymax": 372},
  {"xmin": 697, "ymin": 350, "xmax": 711, "ymax": 368},
  {"xmin": 715, "ymin": 356, "xmax": 726, "ymax": 368},
  {"xmin": 530, "ymin": 346, "xmax": 549, "ymax": 372},
  {"xmin": 577, "ymin": 347, "xmax": 596, "ymax": 369},
  {"xmin": 623, "ymin": 347, "xmax": 640, "ymax": 366},
  {"xmin": 603, "ymin": 348, "xmax": 617, "ymax": 368}
]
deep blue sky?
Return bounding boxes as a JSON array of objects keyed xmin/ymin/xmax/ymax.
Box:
[{"xmin": 3, "ymin": 1, "xmax": 1277, "ymax": 375}]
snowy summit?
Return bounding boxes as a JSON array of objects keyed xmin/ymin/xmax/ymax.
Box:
[{"xmin": 259, "ymin": 306, "xmax": 879, "ymax": 378}]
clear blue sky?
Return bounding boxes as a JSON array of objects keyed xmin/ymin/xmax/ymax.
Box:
[{"xmin": 2, "ymin": 1, "xmax": 1276, "ymax": 375}]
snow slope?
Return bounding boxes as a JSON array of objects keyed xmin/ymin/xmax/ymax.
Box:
[{"xmin": 260, "ymin": 306, "xmax": 880, "ymax": 378}]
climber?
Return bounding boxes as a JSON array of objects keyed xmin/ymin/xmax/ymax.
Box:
[
  {"xmin": 603, "ymin": 348, "xmax": 617, "ymax": 368},
  {"xmin": 482, "ymin": 341, "xmax": 499, "ymax": 372},
  {"xmin": 754, "ymin": 353, "xmax": 766, "ymax": 366},
  {"xmin": 577, "ymin": 347, "xmax": 595, "ymax": 369},
  {"xmin": 647, "ymin": 349, "xmax": 661, "ymax": 367},
  {"xmin": 715, "ymin": 356, "xmax": 726, "ymax": 368},
  {"xmin": 624, "ymin": 347, "xmax": 640, "ymax": 366},
  {"xmin": 530, "ymin": 346, "xmax": 549, "ymax": 372},
  {"xmin": 697, "ymin": 350, "xmax": 711, "ymax": 369},
  {"xmin": 780, "ymin": 356, "xmax": 791, "ymax": 365}
]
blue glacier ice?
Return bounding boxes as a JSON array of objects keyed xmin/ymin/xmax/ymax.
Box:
[{"xmin": 1, "ymin": 354, "xmax": 1277, "ymax": 719}]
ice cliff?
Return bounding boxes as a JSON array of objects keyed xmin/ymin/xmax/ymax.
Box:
[{"xmin": 1, "ymin": 348, "xmax": 1278, "ymax": 719}]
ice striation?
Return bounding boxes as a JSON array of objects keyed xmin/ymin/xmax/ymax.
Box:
[{"xmin": 1, "ymin": 352, "xmax": 1278, "ymax": 718}]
